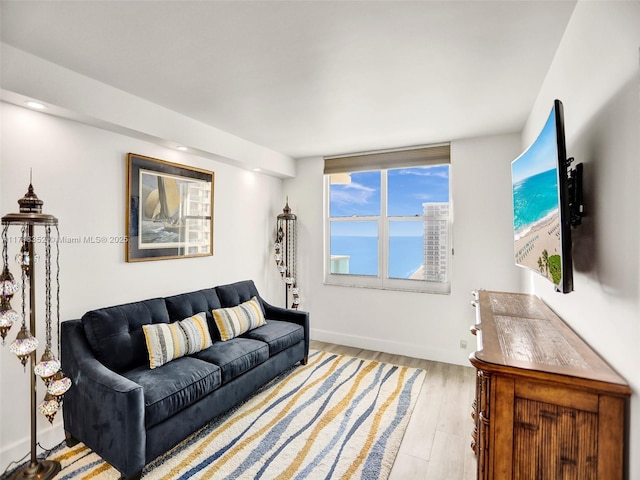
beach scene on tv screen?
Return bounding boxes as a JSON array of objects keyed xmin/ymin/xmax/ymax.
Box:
[{"xmin": 512, "ymin": 108, "xmax": 563, "ymax": 286}]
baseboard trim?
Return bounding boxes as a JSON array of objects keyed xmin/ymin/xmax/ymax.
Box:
[
  {"xmin": 310, "ymin": 328, "xmax": 469, "ymax": 366},
  {"xmin": 0, "ymin": 422, "xmax": 64, "ymax": 474}
]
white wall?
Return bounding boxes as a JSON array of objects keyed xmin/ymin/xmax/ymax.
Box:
[
  {"xmin": 0, "ymin": 102, "xmax": 285, "ymax": 471},
  {"xmin": 523, "ymin": 1, "xmax": 640, "ymax": 478},
  {"xmin": 285, "ymin": 132, "xmax": 521, "ymax": 366}
]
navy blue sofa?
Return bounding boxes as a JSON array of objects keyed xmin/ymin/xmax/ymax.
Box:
[{"xmin": 61, "ymin": 280, "xmax": 309, "ymax": 479}]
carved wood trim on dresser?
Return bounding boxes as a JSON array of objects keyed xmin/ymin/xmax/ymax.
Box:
[{"xmin": 469, "ymin": 290, "xmax": 631, "ymax": 480}]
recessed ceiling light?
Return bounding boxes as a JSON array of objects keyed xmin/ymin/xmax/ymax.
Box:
[
  {"xmin": 25, "ymin": 101, "xmax": 47, "ymax": 110},
  {"xmin": 252, "ymin": 168, "xmax": 261, "ymax": 172},
  {"xmin": 176, "ymin": 146, "xmax": 188, "ymax": 151}
]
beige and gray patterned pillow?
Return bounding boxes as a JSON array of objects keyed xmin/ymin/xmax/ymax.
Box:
[
  {"xmin": 142, "ymin": 312, "xmax": 212, "ymax": 369},
  {"xmin": 212, "ymin": 296, "xmax": 266, "ymax": 341}
]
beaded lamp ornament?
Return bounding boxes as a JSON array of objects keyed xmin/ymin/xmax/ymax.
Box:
[
  {"xmin": 1, "ymin": 179, "xmax": 71, "ymax": 479},
  {"xmin": 0, "ymin": 227, "xmax": 20, "ymax": 343},
  {"xmin": 274, "ymin": 199, "xmax": 300, "ymax": 309},
  {"xmin": 7, "ymin": 226, "xmax": 39, "ymax": 367}
]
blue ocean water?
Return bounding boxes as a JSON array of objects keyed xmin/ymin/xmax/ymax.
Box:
[
  {"xmin": 331, "ymin": 235, "xmax": 424, "ymax": 278},
  {"xmin": 512, "ymin": 168, "xmax": 559, "ymax": 235}
]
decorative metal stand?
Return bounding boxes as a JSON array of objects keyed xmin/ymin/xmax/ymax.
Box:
[
  {"xmin": 274, "ymin": 199, "xmax": 299, "ymax": 309},
  {"xmin": 1, "ymin": 182, "xmax": 70, "ymax": 480}
]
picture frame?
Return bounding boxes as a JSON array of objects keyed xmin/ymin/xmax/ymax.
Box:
[{"xmin": 126, "ymin": 153, "xmax": 214, "ymax": 262}]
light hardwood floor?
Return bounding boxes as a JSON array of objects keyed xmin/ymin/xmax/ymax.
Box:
[{"xmin": 310, "ymin": 340, "xmax": 477, "ymax": 480}]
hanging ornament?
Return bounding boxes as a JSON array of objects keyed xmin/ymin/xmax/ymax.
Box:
[
  {"xmin": 274, "ymin": 226, "xmax": 285, "ymax": 279},
  {"xmin": 35, "ymin": 347, "xmax": 61, "ymax": 385},
  {"xmin": 291, "ymin": 284, "xmax": 300, "ymax": 307},
  {"xmin": 0, "ymin": 226, "xmax": 20, "ymax": 345},
  {"xmin": 47, "ymin": 369, "xmax": 71, "ymax": 398},
  {"xmin": 38, "ymin": 392, "xmax": 60, "ymax": 424},
  {"xmin": 0, "ymin": 266, "xmax": 19, "ymax": 298},
  {"xmin": 9, "ymin": 324, "xmax": 39, "ymax": 367},
  {"xmin": 0, "ymin": 297, "xmax": 18, "ymax": 344},
  {"xmin": 15, "ymin": 243, "xmax": 39, "ymax": 272},
  {"xmin": 1, "ymin": 225, "xmax": 19, "ymax": 299}
]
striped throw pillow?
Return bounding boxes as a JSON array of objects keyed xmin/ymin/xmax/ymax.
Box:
[
  {"xmin": 142, "ymin": 312, "xmax": 213, "ymax": 369},
  {"xmin": 212, "ymin": 296, "xmax": 266, "ymax": 341}
]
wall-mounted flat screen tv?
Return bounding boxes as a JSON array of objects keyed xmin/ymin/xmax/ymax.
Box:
[{"xmin": 512, "ymin": 99, "xmax": 581, "ymax": 294}]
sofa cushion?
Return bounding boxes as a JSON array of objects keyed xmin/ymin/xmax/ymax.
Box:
[
  {"xmin": 164, "ymin": 288, "xmax": 222, "ymax": 320},
  {"xmin": 193, "ymin": 338, "xmax": 269, "ymax": 384},
  {"xmin": 122, "ymin": 356, "xmax": 221, "ymax": 429},
  {"xmin": 165, "ymin": 288, "xmax": 221, "ymax": 318},
  {"xmin": 215, "ymin": 280, "xmax": 263, "ymax": 311},
  {"xmin": 82, "ymin": 298, "xmax": 170, "ymax": 372},
  {"xmin": 242, "ymin": 320, "xmax": 304, "ymax": 356},
  {"xmin": 164, "ymin": 288, "xmax": 222, "ymax": 338},
  {"xmin": 143, "ymin": 312, "xmax": 213, "ymax": 369},
  {"xmin": 212, "ymin": 296, "xmax": 266, "ymax": 341}
]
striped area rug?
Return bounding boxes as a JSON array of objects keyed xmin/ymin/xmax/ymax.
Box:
[{"xmin": 50, "ymin": 350, "xmax": 425, "ymax": 479}]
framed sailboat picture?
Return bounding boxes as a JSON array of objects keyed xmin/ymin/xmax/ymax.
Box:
[{"xmin": 126, "ymin": 153, "xmax": 214, "ymax": 262}]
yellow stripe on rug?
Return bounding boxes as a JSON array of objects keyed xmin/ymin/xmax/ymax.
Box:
[{"xmin": 51, "ymin": 444, "xmax": 90, "ymax": 463}]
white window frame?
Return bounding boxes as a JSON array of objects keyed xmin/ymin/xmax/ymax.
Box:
[{"xmin": 323, "ymin": 160, "xmax": 452, "ymax": 295}]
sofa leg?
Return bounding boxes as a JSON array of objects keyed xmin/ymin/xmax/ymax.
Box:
[
  {"xmin": 64, "ymin": 430, "xmax": 80, "ymax": 447},
  {"xmin": 120, "ymin": 470, "xmax": 142, "ymax": 480},
  {"xmin": 302, "ymin": 356, "xmax": 308, "ymax": 365}
]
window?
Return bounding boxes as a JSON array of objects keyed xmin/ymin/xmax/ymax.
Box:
[{"xmin": 324, "ymin": 144, "xmax": 451, "ymax": 294}]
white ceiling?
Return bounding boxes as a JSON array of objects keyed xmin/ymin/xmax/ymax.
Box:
[{"xmin": 0, "ymin": 0, "xmax": 576, "ymax": 160}]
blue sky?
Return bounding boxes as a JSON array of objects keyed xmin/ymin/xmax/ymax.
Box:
[
  {"xmin": 330, "ymin": 165, "xmax": 450, "ymax": 237},
  {"xmin": 512, "ymin": 105, "xmax": 559, "ymax": 184},
  {"xmin": 330, "ymin": 165, "xmax": 450, "ymax": 217}
]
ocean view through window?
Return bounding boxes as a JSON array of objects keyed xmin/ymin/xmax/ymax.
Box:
[{"xmin": 323, "ymin": 145, "xmax": 451, "ymax": 293}]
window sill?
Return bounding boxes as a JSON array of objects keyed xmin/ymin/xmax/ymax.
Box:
[{"xmin": 323, "ymin": 274, "xmax": 450, "ymax": 295}]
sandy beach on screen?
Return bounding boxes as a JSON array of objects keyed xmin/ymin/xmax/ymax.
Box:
[{"xmin": 514, "ymin": 212, "xmax": 561, "ymax": 277}]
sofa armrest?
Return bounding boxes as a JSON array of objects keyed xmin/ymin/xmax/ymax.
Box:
[
  {"xmin": 61, "ymin": 320, "xmax": 146, "ymax": 478},
  {"xmin": 260, "ymin": 298, "xmax": 310, "ymax": 361}
]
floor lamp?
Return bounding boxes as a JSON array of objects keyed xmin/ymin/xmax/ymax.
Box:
[
  {"xmin": 1, "ymin": 182, "xmax": 71, "ymax": 480},
  {"xmin": 274, "ymin": 199, "xmax": 300, "ymax": 309}
]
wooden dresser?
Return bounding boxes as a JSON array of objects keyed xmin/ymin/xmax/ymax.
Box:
[{"xmin": 469, "ymin": 290, "xmax": 631, "ymax": 480}]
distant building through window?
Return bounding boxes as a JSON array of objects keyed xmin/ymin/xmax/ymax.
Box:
[{"xmin": 421, "ymin": 202, "xmax": 449, "ymax": 283}]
